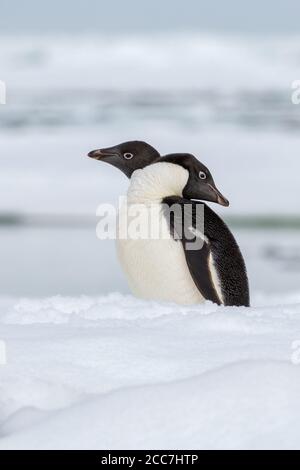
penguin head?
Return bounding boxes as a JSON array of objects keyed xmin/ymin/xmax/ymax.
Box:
[
  {"xmin": 88, "ymin": 141, "xmax": 160, "ymax": 178},
  {"xmin": 159, "ymin": 153, "xmax": 229, "ymax": 207}
]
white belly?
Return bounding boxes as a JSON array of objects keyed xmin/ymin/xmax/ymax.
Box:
[{"xmin": 116, "ymin": 204, "xmax": 204, "ymax": 305}]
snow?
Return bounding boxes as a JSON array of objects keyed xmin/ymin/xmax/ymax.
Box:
[{"xmin": 0, "ymin": 294, "xmax": 300, "ymax": 449}]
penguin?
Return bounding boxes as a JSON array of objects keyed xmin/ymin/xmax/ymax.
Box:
[{"xmin": 88, "ymin": 141, "xmax": 250, "ymax": 307}]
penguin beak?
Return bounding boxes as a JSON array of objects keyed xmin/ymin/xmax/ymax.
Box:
[
  {"xmin": 207, "ymin": 183, "xmax": 230, "ymax": 207},
  {"xmin": 87, "ymin": 145, "xmax": 134, "ymax": 178},
  {"xmin": 188, "ymin": 182, "xmax": 229, "ymax": 207},
  {"xmin": 88, "ymin": 146, "xmax": 119, "ymax": 160}
]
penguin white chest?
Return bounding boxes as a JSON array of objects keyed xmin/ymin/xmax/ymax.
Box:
[{"xmin": 116, "ymin": 203, "xmax": 204, "ymax": 305}]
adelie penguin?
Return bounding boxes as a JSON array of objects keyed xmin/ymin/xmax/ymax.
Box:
[{"xmin": 88, "ymin": 141, "xmax": 250, "ymax": 307}]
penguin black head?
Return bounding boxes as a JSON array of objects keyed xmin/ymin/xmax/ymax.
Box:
[
  {"xmin": 159, "ymin": 153, "xmax": 229, "ymax": 207},
  {"xmin": 88, "ymin": 141, "xmax": 160, "ymax": 178}
]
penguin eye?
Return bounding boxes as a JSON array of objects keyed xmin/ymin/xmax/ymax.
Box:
[
  {"xmin": 123, "ymin": 152, "xmax": 134, "ymax": 160},
  {"xmin": 199, "ymin": 171, "xmax": 207, "ymax": 180}
]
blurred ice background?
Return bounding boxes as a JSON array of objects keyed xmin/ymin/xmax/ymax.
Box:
[{"xmin": 1, "ymin": 0, "xmax": 300, "ymax": 298}]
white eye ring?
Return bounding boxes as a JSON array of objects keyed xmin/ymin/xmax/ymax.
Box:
[
  {"xmin": 199, "ymin": 171, "xmax": 207, "ymax": 180},
  {"xmin": 124, "ymin": 152, "xmax": 134, "ymax": 160}
]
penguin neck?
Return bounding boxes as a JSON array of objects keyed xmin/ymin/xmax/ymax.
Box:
[{"xmin": 127, "ymin": 162, "xmax": 189, "ymax": 204}]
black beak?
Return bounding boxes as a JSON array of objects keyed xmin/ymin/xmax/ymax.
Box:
[
  {"xmin": 187, "ymin": 181, "xmax": 229, "ymax": 207},
  {"xmin": 88, "ymin": 149, "xmax": 102, "ymax": 160},
  {"xmin": 207, "ymin": 183, "xmax": 229, "ymax": 207},
  {"xmin": 88, "ymin": 147, "xmax": 119, "ymax": 160}
]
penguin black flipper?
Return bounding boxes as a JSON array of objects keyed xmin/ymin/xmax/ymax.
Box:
[
  {"xmin": 163, "ymin": 197, "xmax": 221, "ymax": 305},
  {"xmin": 203, "ymin": 203, "xmax": 250, "ymax": 307},
  {"xmin": 163, "ymin": 197, "xmax": 250, "ymax": 307},
  {"xmin": 183, "ymin": 239, "xmax": 222, "ymax": 305}
]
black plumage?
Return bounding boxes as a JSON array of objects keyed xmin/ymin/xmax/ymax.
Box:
[{"xmin": 163, "ymin": 196, "xmax": 250, "ymax": 307}]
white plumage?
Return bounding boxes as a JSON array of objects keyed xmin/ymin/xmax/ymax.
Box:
[{"xmin": 116, "ymin": 162, "xmax": 206, "ymax": 304}]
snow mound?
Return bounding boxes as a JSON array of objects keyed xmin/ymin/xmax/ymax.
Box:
[
  {"xmin": 1, "ymin": 294, "xmax": 217, "ymax": 324},
  {"xmin": 0, "ymin": 294, "xmax": 300, "ymax": 449}
]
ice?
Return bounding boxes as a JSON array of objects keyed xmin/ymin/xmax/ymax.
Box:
[
  {"xmin": 0, "ymin": 294, "xmax": 299, "ymax": 449},
  {"xmin": 1, "ymin": 34, "xmax": 300, "ymax": 91}
]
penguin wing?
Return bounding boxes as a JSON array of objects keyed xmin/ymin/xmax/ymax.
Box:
[
  {"xmin": 202, "ymin": 203, "xmax": 250, "ymax": 307},
  {"xmin": 163, "ymin": 196, "xmax": 250, "ymax": 307},
  {"xmin": 162, "ymin": 197, "xmax": 222, "ymax": 305}
]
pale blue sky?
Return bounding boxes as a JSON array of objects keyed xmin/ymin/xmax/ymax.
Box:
[{"xmin": 0, "ymin": 0, "xmax": 300, "ymax": 33}]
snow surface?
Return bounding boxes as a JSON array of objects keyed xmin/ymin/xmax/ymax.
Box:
[{"xmin": 0, "ymin": 293, "xmax": 300, "ymax": 450}]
